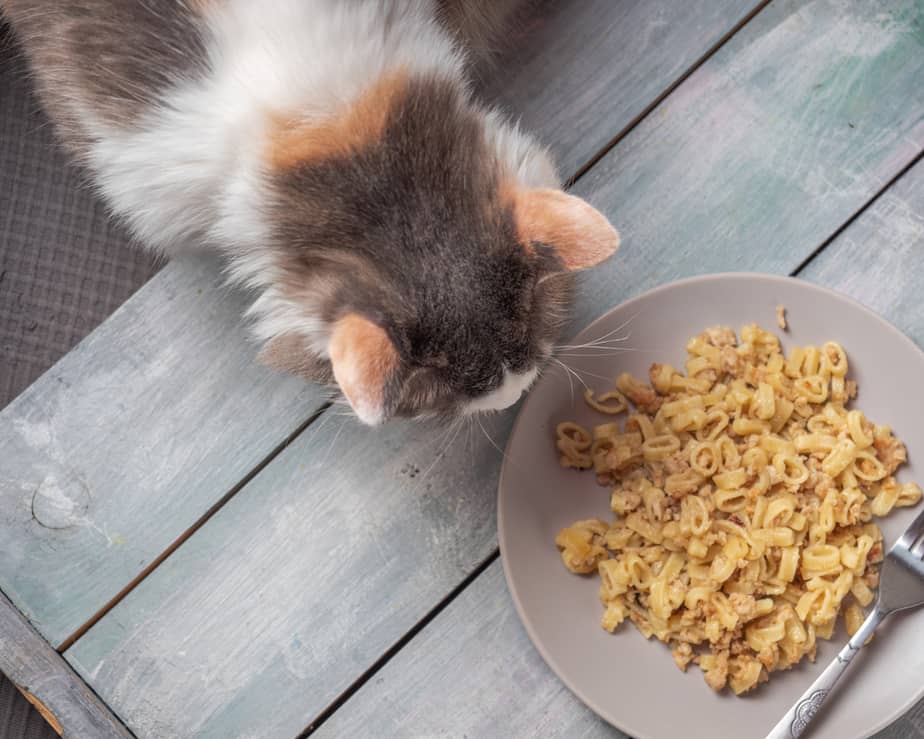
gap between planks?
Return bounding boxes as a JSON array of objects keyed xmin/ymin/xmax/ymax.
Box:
[
  {"xmin": 294, "ymin": 120, "xmax": 924, "ymax": 739},
  {"xmin": 791, "ymin": 146, "xmax": 924, "ymax": 277},
  {"xmin": 53, "ymin": 0, "xmax": 772, "ymax": 661},
  {"xmin": 296, "ymin": 549, "xmax": 501, "ymax": 738},
  {"xmin": 0, "ymin": 588, "xmax": 136, "ymax": 739},
  {"xmin": 55, "ymin": 402, "xmax": 332, "ymax": 653},
  {"xmin": 563, "ymin": 0, "xmax": 773, "ymax": 188},
  {"xmin": 54, "ymin": 8, "xmax": 924, "ymax": 732},
  {"xmin": 58, "ymin": 0, "xmax": 917, "ymax": 726},
  {"xmin": 298, "ymin": 3, "xmax": 804, "ymax": 736}
]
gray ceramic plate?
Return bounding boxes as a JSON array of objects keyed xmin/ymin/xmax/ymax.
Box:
[{"xmin": 499, "ymin": 273, "xmax": 924, "ymax": 739}]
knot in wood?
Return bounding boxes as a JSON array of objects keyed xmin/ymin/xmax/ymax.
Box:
[{"xmin": 31, "ymin": 475, "xmax": 90, "ymax": 530}]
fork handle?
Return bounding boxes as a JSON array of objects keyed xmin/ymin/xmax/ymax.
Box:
[{"xmin": 765, "ymin": 607, "xmax": 885, "ymax": 739}]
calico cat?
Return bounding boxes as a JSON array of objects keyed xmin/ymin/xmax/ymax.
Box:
[{"xmin": 1, "ymin": 0, "xmax": 619, "ymax": 424}]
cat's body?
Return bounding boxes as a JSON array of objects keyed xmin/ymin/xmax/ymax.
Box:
[{"xmin": 2, "ymin": 0, "xmax": 619, "ymax": 424}]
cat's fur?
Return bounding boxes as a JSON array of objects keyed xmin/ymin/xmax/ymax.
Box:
[{"xmin": 2, "ymin": 0, "xmax": 619, "ymax": 424}]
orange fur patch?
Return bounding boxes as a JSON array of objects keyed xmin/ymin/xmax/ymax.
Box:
[
  {"xmin": 328, "ymin": 314, "xmax": 399, "ymax": 425},
  {"xmin": 514, "ymin": 188, "xmax": 620, "ymax": 271},
  {"xmin": 268, "ymin": 70, "xmax": 409, "ymax": 170}
]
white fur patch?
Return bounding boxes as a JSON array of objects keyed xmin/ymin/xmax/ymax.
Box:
[
  {"xmin": 87, "ymin": 0, "xmax": 464, "ymax": 255},
  {"xmin": 340, "ymin": 383, "xmax": 385, "ymax": 427},
  {"xmin": 483, "ymin": 110, "xmax": 560, "ymax": 188},
  {"xmin": 245, "ymin": 289, "xmax": 327, "ymax": 352},
  {"xmin": 82, "ymin": 0, "xmax": 468, "ymax": 352},
  {"xmin": 76, "ymin": 0, "xmax": 556, "ymax": 398},
  {"xmin": 465, "ymin": 367, "xmax": 538, "ymax": 414}
]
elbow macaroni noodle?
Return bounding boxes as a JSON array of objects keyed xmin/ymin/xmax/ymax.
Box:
[{"xmin": 554, "ymin": 325, "xmax": 921, "ymax": 695}]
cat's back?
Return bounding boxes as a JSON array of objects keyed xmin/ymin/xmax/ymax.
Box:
[
  {"xmin": 2, "ymin": 0, "xmax": 211, "ymax": 155},
  {"xmin": 3, "ymin": 0, "xmax": 459, "ymax": 163},
  {"xmin": 2, "ymin": 0, "xmax": 455, "ymax": 252}
]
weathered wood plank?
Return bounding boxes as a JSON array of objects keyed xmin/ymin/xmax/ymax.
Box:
[
  {"xmin": 313, "ymin": 563, "xmax": 621, "ymax": 739},
  {"xmin": 0, "ymin": 253, "xmax": 327, "ymax": 646},
  {"xmin": 0, "ymin": 0, "xmax": 761, "ymax": 651},
  {"xmin": 69, "ymin": 411, "xmax": 513, "ymax": 739},
  {"xmin": 66, "ymin": 2, "xmax": 924, "ymax": 737},
  {"xmin": 315, "ymin": 156, "xmax": 924, "ymax": 739},
  {"xmin": 800, "ymin": 161, "xmax": 924, "ymax": 346},
  {"xmin": 799, "ymin": 158, "xmax": 924, "ymax": 739},
  {"xmin": 0, "ymin": 588, "xmax": 131, "ymax": 739},
  {"xmin": 483, "ymin": 0, "xmax": 768, "ymax": 179},
  {"xmin": 567, "ymin": 0, "xmax": 924, "ymax": 332}
]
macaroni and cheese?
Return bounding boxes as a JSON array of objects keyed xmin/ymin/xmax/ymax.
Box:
[{"xmin": 554, "ymin": 325, "xmax": 921, "ymax": 694}]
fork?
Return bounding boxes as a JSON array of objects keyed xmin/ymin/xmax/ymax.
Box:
[{"xmin": 766, "ymin": 506, "xmax": 924, "ymax": 739}]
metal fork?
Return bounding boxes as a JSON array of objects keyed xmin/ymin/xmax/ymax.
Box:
[{"xmin": 766, "ymin": 506, "xmax": 924, "ymax": 739}]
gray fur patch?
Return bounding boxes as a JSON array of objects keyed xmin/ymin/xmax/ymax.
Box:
[{"xmin": 267, "ymin": 74, "xmax": 569, "ymax": 419}]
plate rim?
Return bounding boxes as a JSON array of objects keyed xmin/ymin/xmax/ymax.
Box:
[{"xmin": 498, "ymin": 271, "xmax": 924, "ymax": 739}]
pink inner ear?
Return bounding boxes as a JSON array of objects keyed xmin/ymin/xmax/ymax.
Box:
[
  {"xmin": 328, "ymin": 314, "xmax": 399, "ymax": 426},
  {"xmin": 514, "ymin": 188, "xmax": 620, "ymax": 271}
]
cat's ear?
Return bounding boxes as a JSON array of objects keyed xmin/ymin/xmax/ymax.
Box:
[
  {"xmin": 258, "ymin": 333, "xmax": 334, "ymax": 384},
  {"xmin": 327, "ymin": 313, "xmax": 400, "ymax": 426},
  {"xmin": 514, "ymin": 188, "xmax": 619, "ymax": 271}
]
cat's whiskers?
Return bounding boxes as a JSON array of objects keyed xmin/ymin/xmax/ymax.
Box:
[
  {"xmin": 287, "ymin": 402, "xmax": 346, "ymax": 467},
  {"xmin": 553, "ymin": 312, "xmax": 639, "ymax": 351},
  {"xmin": 477, "ymin": 413, "xmax": 532, "ymax": 476},
  {"xmin": 419, "ymin": 414, "xmax": 465, "ymax": 457},
  {"xmin": 549, "ymin": 356, "xmax": 576, "ymax": 404},
  {"xmin": 549, "ymin": 356, "xmax": 590, "ymax": 395},
  {"xmin": 555, "ymin": 333, "xmax": 631, "ymax": 351},
  {"xmin": 420, "ymin": 414, "xmax": 466, "ymax": 482},
  {"xmin": 476, "ymin": 415, "xmax": 507, "ymax": 462},
  {"xmin": 324, "ymin": 402, "xmax": 354, "ymax": 416},
  {"xmin": 554, "ymin": 340, "xmax": 630, "ymax": 351},
  {"xmin": 545, "ymin": 359, "xmax": 613, "ymax": 383},
  {"xmin": 554, "ymin": 348, "xmax": 639, "ymax": 358},
  {"xmin": 319, "ymin": 413, "xmax": 350, "ymax": 468}
]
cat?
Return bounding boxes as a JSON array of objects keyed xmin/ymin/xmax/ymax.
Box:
[{"xmin": 1, "ymin": 0, "xmax": 619, "ymax": 425}]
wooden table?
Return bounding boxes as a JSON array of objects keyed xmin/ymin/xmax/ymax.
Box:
[{"xmin": 2, "ymin": 1, "xmax": 924, "ymax": 736}]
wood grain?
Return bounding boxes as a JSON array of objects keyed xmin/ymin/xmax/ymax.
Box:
[
  {"xmin": 313, "ymin": 563, "xmax": 622, "ymax": 739},
  {"xmin": 316, "ymin": 153, "xmax": 924, "ymax": 739},
  {"xmin": 800, "ymin": 157, "xmax": 924, "ymax": 739},
  {"xmin": 482, "ymin": 0, "xmax": 768, "ymax": 179},
  {"xmin": 0, "ymin": 252, "xmax": 328, "ymax": 646},
  {"xmin": 0, "ymin": 0, "xmax": 761, "ymax": 651},
  {"xmin": 0, "ymin": 589, "xmax": 131, "ymax": 739},
  {"xmin": 800, "ymin": 159, "xmax": 924, "ymax": 346},
  {"xmin": 66, "ymin": 1, "xmax": 924, "ymax": 737},
  {"xmin": 566, "ymin": 0, "xmax": 924, "ymax": 333},
  {"xmin": 67, "ymin": 411, "xmax": 515, "ymax": 739}
]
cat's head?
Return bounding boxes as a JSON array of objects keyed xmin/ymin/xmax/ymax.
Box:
[{"xmin": 249, "ymin": 73, "xmax": 618, "ymax": 425}]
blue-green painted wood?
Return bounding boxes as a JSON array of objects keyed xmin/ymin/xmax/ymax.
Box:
[
  {"xmin": 0, "ymin": 0, "xmax": 763, "ymax": 652},
  {"xmin": 567, "ymin": 0, "xmax": 924, "ymax": 332},
  {"xmin": 482, "ymin": 0, "xmax": 767, "ymax": 179},
  {"xmin": 66, "ymin": 1, "xmax": 924, "ymax": 737},
  {"xmin": 0, "ymin": 253, "xmax": 327, "ymax": 647},
  {"xmin": 315, "ymin": 563, "xmax": 624, "ymax": 739},
  {"xmin": 315, "ymin": 154, "xmax": 924, "ymax": 739},
  {"xmin": 800, "ymin": 159, "xmax": 924, "ymax": 739}
]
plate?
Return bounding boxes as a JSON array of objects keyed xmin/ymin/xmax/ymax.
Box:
[{"xmin": 498, "ymin": 273, "xmax": 924, "ymax": 739}]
